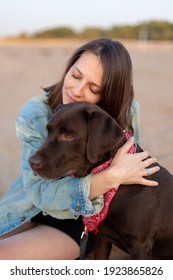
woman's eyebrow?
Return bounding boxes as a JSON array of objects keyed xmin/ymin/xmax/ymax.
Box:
[{"xmin": 74, "ymin": 66, "xmax": 101, "ymax": 89}]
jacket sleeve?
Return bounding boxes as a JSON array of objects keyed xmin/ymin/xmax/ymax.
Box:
[
  {"xmin": 131, "ymin": 100, "xmax": 141, "ymax": 145},
  {"xmin": 16, "ymin": 113, "xmax": 103, "ymax": 218}
]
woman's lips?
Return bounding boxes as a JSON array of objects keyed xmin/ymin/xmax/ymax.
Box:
[{"xmin": 67, "ymin": 93, "xmax": 76, "ymax": 102}]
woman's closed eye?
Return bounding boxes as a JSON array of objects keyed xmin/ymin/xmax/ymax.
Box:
[
  {"xmin": 89, "ymin": 86, "xmax": 100, "ymax": 95},
  {"xmin": 72, "ymin": 71, "xmax": 81, "ymax": 80},
  {"xmin": 71, "ymin": 67, "xmax": 101, "ymax": 95}
]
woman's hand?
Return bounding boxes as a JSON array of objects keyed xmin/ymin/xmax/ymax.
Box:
[
  {"xmin": 106, "ymin": 137, "xmax": 160, "ymax": 187},
  {"xmin": 89, "ymin": 137, "xmax": 160, "ymax": 200}
]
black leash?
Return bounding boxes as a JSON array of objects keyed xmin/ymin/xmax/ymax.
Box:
[{"xmin": 80, "ymin": 226, "xmax": 88, "ymax": 260}]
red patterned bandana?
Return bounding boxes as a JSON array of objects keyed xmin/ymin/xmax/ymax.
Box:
[{"xmin": 82, "ymin": 130, "xmax": 136, "ymax": 233}]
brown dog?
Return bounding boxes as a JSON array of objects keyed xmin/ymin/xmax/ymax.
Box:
[{"xmin": 29, "ymin": 101, "xmax": 173, "ymax": 259}]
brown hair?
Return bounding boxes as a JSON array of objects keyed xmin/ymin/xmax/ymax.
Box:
[{"xmin": 45, "ymin": 38, "xmax": 134, "ymax": 131}]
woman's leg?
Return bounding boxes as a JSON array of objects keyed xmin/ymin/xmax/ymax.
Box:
[
  {"xmin": 0, "ymin": 221, "xmax": 36, "ymax": 240},
  {"xmin": 0, "ymin": 224, "xmax": 80, "ymax": 260}
]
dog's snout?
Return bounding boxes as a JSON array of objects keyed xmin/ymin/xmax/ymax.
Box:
[{"xmin": 29, "ymin": 156, "xmax": 43, "ymax": 170}]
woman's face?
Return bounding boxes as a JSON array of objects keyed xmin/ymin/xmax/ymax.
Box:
[{"xmin": 62, "ymin": 52, "xmax": 103, "ymax": 104}]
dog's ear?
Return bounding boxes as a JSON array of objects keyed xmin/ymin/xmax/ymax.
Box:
[{"xmin": 86, "ymin": 110, "xmax": 126, "ymax": 163}]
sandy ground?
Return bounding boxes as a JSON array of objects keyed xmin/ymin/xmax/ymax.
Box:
[{"xmin": 0, "ymin": 39, "xmax": 173, "ymax": 258}]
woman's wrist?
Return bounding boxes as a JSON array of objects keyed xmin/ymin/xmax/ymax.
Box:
[{"xmin": 89, "ymin": 169, "xmax": 120, "ymax": 200}]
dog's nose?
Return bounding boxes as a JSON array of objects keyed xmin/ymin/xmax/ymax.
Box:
[{"xmin": 29, "ymin": 156, "xmax": 43, "ymax": 170}]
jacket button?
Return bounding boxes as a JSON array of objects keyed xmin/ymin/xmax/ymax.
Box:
[
  {"xmin": 75, "ymin": 205, "xmax": 80, "ymax": 212},
  {"xmin": 20, "ymin": 217, "xmax": 26, "ymax": 222}
]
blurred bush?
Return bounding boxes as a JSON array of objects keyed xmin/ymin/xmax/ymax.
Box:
[{"xmin": 17, "ymin": 21, "xmax": 173, "ymax": 41}]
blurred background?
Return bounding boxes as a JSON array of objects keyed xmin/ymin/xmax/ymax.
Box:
[{"xmin": 0, "ymin": 0, "xmax": 173, "ymax": 198}]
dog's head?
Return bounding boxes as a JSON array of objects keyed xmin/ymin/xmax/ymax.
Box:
[{"xmin": 29, "ymin": 101, "xmax": 126, "ymax": 179}]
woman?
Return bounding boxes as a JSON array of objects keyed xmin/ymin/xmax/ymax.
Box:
[{"xmin": 0, "ymin": 38, "xmax": 159, "ymax": 259}]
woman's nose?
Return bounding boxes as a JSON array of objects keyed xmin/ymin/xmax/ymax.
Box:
[{"xmin": 72, "ymin": 82, "xmax": 84, "ymax": 97}]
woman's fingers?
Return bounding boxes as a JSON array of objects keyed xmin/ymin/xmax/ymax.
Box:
[
  {"xmin": 143, "ymin": 157, "xmax": 158, "ymax": 168},
  {"xmin": 120, "ymin": 137, "xmax": 135, "ymax": 153},
  {"xmin": 144, "ymin": 166, "xmax": 160, "ymax": 177},
  {"xmin": 140, "ymin": 177, "xmax": 159, "ymax": 186},
  {"xmin": 120, "ymin": 139, "xmax": 149, "ymax": 161},
  {"xmin": 138, "ymin": 151, "xmax": 149, "ymax": 160},
  {"xmin": 141, "ymin": 156, "xmax": 160, "ymax": 178},
  {"xmin": 111, "ymin": 137, "xmax": 160, "ymax": 187}
]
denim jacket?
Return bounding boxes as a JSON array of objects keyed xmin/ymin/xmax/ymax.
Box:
[{"xmin": 0, "ymin": 94, "xmax": 140, "ymax": 236}]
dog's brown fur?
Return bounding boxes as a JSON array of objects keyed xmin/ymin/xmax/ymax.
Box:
[{"xmin": 29, "ymin": 101, "xmax": 173, "ymax": 259}]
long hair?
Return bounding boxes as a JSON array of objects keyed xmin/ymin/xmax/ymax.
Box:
[{"xmin": 45, "ymin": 38, "xmax": 134, "ymax": 131}]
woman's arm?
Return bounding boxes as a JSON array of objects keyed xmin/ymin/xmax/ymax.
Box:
[
  {"xmin": 89, "ymin": 101, "xmax": 160, "ymax": 200},
  {"xmin": 90, "ymin": 137, "xmax": 160, "ymax": 200}
]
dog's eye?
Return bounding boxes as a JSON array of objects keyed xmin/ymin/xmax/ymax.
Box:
[
  {"xmin": 58, "ymin": 132, "xmax": 74, "ymax": 142},
  {"xmin": 64, "ymin": 132, "xmax": 73, "ymax": 140}
]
